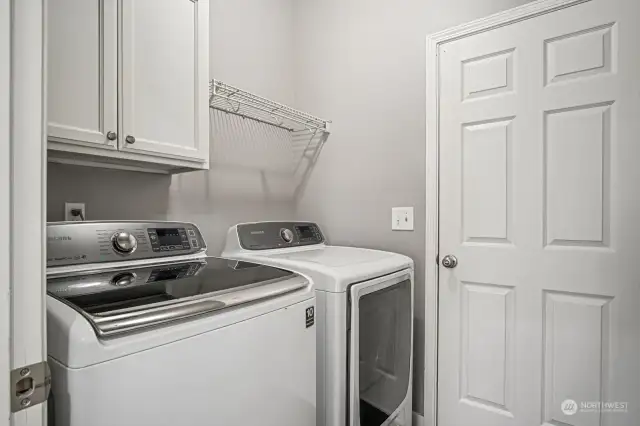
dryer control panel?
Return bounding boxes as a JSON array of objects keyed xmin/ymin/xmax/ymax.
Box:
[
  {"xmin": 237, "ymin": 222, "xmax": 324, "ymax": 250},
  {"xmin": 47, "ymin": 221, "xmax": 207, "ymax": 267}
]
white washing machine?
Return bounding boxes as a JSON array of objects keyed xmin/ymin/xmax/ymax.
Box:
[
  {"xmin": 46, "ymin": 221, "xmax": 316, "ymax": 426},
  {"xmin": 222, "ymin": 221, "xmax": 414, "ymax": 426}
]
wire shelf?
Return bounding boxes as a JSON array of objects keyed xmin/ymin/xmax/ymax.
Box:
[{"xmin": 209, "ymin": 79, "xmax": 331, "ymax": 135}]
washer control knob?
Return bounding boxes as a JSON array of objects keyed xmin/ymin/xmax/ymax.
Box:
[
  {"xmin": 112, "ymin": 232, "xmax": 138, "ymax": 254},
  {"xmin": 111, "ymin": 272, "xmax": 136, "ymax": 287},
  {"xmin": 280, "ymin": 228, "xmax": 294, "ymax": 243}
]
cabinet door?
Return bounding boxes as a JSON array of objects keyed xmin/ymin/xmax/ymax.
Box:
[
  {"xmin": 120, "ymin": 0, "xmax": 209, "ymax": 163},
  {"xmin": 48, "ymin": 0, "xmax": 117, "ymax": 149}
]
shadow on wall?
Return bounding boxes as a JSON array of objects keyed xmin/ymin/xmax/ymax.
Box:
[
  {"xmin": 170, "ymin": 109, "xmax": 327, "ymax": 202},
  {"xmin": 180, "ymin": 109, "xmax": 300, "ymax": 202},
  {"xmin": 167, "ymin": 109, "xmax": 327, "ymax": 253},
  {"xmin": 200, "ymin": 109, "xmax": 325, "ymax": 198}
]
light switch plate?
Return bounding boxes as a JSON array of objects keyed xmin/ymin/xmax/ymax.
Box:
[{"xmin": 392, "ymin": 207, "xmax": 414, "ymax": 231}]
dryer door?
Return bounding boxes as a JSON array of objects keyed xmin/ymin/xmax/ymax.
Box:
[{"xmin": 348, "ymin": 270, "xmax": 413, "ymax": 426}]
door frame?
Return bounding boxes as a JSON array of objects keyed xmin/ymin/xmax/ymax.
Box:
[
  {"xmin": 3, "ymin": 0, "xmax": 48, "ymax": 425},
  {"xmin": 1, "ymin": 0, "xmax": 11, "ymax": 420},
  {"xmin": 423, "ymin": 1, "xmax": 592, "ymax": 425}
]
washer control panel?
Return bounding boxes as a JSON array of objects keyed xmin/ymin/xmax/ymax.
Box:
[
  {"xmin": 47, "ymin": 221, "xmax": 206, "ymax": 267},
  {"xmin": 237, "ymin": 222, "xmax": 324, "ymax": 250},
  {"xmin": 147, "ymin": 227, "xmax": 201, "ymax": 253}
]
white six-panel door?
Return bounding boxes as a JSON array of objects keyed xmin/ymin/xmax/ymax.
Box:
[{"xmin": 437, "ymin": 0, "xmax": 640, "ymax": 425}]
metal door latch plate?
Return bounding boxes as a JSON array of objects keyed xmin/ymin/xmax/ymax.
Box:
[{"xmin": 10, "ymin": 361, "xmax": 51, "ymax": 413}]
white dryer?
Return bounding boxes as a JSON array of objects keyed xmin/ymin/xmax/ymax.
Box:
[
  {"xmin": 47, "ymin": 221, "xmax": 316, "ymax": 426},
  {"xmin": 222, "ymin": 221, "xmax": 414, "ymax": 426}
]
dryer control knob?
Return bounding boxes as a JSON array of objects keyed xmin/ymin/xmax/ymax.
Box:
[
  {"xmin": 280, "ymin": 228, "xmax": 294, "ymax": 243},
  {"xmin": 112, "ymin": 232, "xmax": 138, "ymax": 254}
]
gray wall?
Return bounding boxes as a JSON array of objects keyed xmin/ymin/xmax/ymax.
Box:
[
  {"xmin": 48, "ymin": 0, "xmax": 535, "ymax": 418},
  {"xmin": 48, "ymin": 0, "xmax": 297, "ymax": 256},
  {"xmin": 292, "ymin": 0, "xmax": 533, "ymax": 415}
]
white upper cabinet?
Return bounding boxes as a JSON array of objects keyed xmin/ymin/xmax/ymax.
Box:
[
  {"xmin": 47, "ymin": 0, "xmax": 209, "ymax": 173},
  {"xmin": 48, "ymin": 0, "xmax": 117, "ymax": 149},
  {"xmin": 120, "ymin": 0, "xmax": 209, "ymax": 162}
]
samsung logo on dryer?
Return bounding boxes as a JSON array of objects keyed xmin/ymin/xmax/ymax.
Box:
[
  {"xmin": 48, "ymin": 236, "xmax": 73, "ymax": 241},
  {"xmin": 250, "ymin": 231, "xmax": 265, "ymax": 235}
]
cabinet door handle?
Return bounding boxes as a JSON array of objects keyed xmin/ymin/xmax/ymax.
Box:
[
  {"xmin": 106, "ymin": 131, "xmax": 117, "ymax": 141},
  {"xmin": 125, "ymin": 135, "xmax": 136, "ymax": 144}
]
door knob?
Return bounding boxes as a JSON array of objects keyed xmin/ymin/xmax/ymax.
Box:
[
  {"xmin": 441, "ymin": 254, "xmax": 458, "ymax": 269},
  {"xmin": 106, "ymin": 131, "xmax": 117, "ymax": 141},
  {"xmin": 125, "ymin": 135, "xmax": 136, "ymax": 144}
]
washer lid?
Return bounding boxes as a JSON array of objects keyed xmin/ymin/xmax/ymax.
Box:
[{"xmin": 47, "ymin": 257, "xmax": 306, "ymax": 337}]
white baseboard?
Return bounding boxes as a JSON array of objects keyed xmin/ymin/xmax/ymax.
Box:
[{"xmin": 412, "ymin": 412, "xmax": 425, "ymax": 426}]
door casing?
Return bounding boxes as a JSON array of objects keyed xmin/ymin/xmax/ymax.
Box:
[
  {"xmin": 1, "ymin": 0, "xmax": 11, "ymax": 420},
  {"xmin": 3, "ymin": 0, "xmax": 48, "ymax": 424}
]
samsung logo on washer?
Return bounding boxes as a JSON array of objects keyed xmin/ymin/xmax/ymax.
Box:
[
  {"xmin": 250, "ymin": 231, "xmax": 265, "ymax": 235},
  {"xmin": 48, "ymin": 236, "xmax": 72, "ymax": 241}
]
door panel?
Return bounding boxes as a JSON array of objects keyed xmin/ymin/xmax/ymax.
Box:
[
  {"xmin": 544, "ymin": 102, "xmax": 612, "ymax": 247},
  {"xmin": 120, "ymin": 0, "xmax": 209, "ymax": 162},
  {"xmin": 349, "ymin": 272, "xmax": 413, "ymax": 426},
  {"xmin": 438, "ymin": 1, "xmax": 640, "ymax": 425},
  {"xmin": 48, "ymin": 0, "xmax": 117, "ymax": 148},
  {"xmin": 459, "ymin": 282, "xmax": 515, "ymax": 415}
]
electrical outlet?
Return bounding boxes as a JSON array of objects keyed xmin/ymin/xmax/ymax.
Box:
[
  {"xmin": 392, "ymin": 207, "xmax": 414, "ymax": 231},
  {"xmin": 65, "ymin": 202, "xmax": 86, "ymax": 221}
]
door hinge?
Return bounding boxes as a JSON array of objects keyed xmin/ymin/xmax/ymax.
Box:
[
  {"xmin": 436, "ymin": 254, "xmax": 439, "ymax": 266},
  {"xmin": 10, "ymin": 361, "xmax": 51, "ymax": 412}
]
